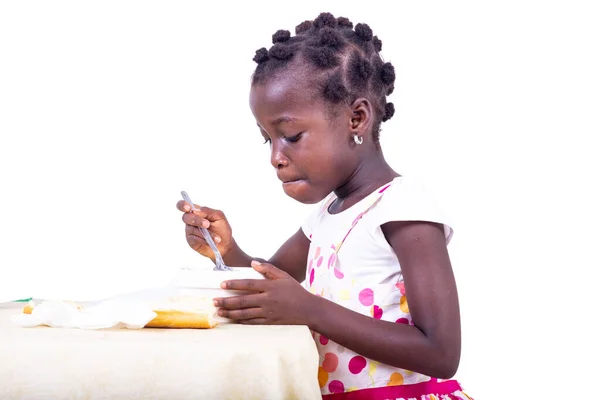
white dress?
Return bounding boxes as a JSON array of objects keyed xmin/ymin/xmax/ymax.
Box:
[{"xmin": 301, "ymin": 176, "xmax": 470, "ymax": 399}]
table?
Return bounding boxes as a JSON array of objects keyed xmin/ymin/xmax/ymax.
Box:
[{"xmin": 0, "ymin": 308, "xmax": 322, "ymax": 399}]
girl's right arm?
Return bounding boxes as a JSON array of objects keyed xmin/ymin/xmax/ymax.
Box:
[{"xmin": 177, "ymin": 201, "xmax": 310, "ymax": 282}]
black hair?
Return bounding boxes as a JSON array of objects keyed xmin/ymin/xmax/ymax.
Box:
[{"xmin": 251, "ymin": 12, "xmax": 396, "ymax": 143}]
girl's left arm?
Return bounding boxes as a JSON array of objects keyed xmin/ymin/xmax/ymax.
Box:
[
  {"xmin": 216, "ymin": 221, "xmax": 461, "ymax": 379},
  {"xmin": 308, "ymin": 221, "xmax": 461, "ymax": 378}
]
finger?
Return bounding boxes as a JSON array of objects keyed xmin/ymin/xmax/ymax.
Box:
[
  {"xmin": 214, "ymin": 293, "xmax": 264, "ymax": 310},
  {"xmin": 182, "ymin": 213, "xmax": 210, "ymax": 229},
  {"xmin": 251, "ymin": 260, "xmax": 289, "ymax": 280},
  {"xmin": 176, "ymin": 200, "xmax": 199, "ymax": 213},
  {"xmin": 186, "ymin": 235, "xmax": 206, "ymax": 252},
  {"xmin": 238, "ymin": 318, "xmax": 267, "ymax": 325},
  {"xmin": 185, "ymin": 225, "xmax": 221, "ymax": 243},
  {"xmin": 194, "ymin": 206, "xmax": 226, "ymax": 223},
  {"xmin": 176, "ymin": 200, "xmax": 188, "ymax": 212},
  {"xmin": 218, "ymin": 307, "xmax": 263, "ymax": 321},
  {"xmin": 221, "ymin": 278, "xmax": 267, "ymax": 292}
]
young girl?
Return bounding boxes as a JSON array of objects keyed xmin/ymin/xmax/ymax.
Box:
[{"xmin": 178, "ymin": 12, "xmax": 471, "ymax": 400}]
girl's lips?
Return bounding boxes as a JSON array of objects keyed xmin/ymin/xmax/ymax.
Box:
[
  {"xmin": 279, "ymin": 175, "xmax": 306, "ymax": 184},
  {"xmin": 283, "ymin": 179, "xmax": 304, "ymax": 184}
]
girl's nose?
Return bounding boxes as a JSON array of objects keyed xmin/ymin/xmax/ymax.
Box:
[{"xmin": 270, "ymin": 143, "xmax": 289, "ymax": 169}]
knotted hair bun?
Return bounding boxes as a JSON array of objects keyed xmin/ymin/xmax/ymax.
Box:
[
  {"xmin": 380, "ymin": 62, "xmax": 395, "ymax": 85},
  {"xmin": 373, "ymin": 35, "xmax": 382, "ymax": 52},
  {"xmin": 313, "ymin": 27, "xmax": 344, "ymax": 49},
  {"xmin": 382, "ymin": 102, "xmax": 395, "ymax": 122},
  {"xmin": 348, "ymin": 51, "xmax": 373, "ymax": 88},
  {"xmin": 336, "ymin": 17, "xmax": 353, "ymax": 28},
  {"xmin": 268, "ymin": 43, "xmax": 294, "ymax": 61},
  {"xmin": 323, "ymin": 73, "xmax": 349, "ymax": 103},
  {"xmin": 354, "ymin": 23, "xmax": 373, "ymax": 42},
  {"xmin": 314, "ymin": 12, "xmax": 337, "ymax": 29},
  {"xmin": 253, "ymin": 47, "xmax": 269, "ymax": 64},
  {"xmin": 295, "ymin": 20, "xmax": 312, "ymax": 34},
  {"xmin": 306, "ymin": 46, "xmax": 339, "ymax": 68},
  {"xmin": 272, "ymin": 29, "xmax": 291, "ymax": 43},
  {"xmin": 386, "ymin": 84, "xmax": 395, "ymax": 95}
]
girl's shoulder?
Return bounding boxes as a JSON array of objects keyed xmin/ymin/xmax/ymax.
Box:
[
  {"xmin": 302, "ymin": 175, "xmax": 454, "ymax": 243},
  {"xmin": 369, "ymin": 175, "xmax": 455, "ymax": 244}
]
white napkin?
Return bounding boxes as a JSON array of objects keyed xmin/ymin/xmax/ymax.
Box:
[
  {"xmin": 9, "ymin": 282, "xmax": 183, "ymax": 330},
  {"xmin": 10, "ymin": 299, "xmax": 157, "ymax": 330}
]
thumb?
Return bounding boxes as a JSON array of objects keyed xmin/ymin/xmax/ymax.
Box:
[{"xmin": 251, "ymin": 260, "xmax": 288, "ymax": 280}]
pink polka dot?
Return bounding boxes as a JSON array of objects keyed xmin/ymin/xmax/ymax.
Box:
[
  {"xmin": 348, "ymin": 356, "xmax": 367, "ymax": 374},
  {"xmin": 371, "ymin": 305, "xmax": 383, "ymax": 319},
  {"xmin": 358, "ymin": 288, "xmax": 374, "ymax": 306},
  {"xmin": 309, "ymin": 268, "xmax": 315, "ymax": 286},
  {"xmin": 319, "ymin": 334, "xmax": 329, "ymax": 345},
  {"xmin": 328, "ymin": 380, "xmax": 345, "ymax": 393},
  {"xmin": 314, "ymin": 246, "xmax": 321, "ymax": 260},
  {"xmin": 317, "ymin": 256, "xmax": 324, "ymax": 267},
  {"xmin": 328, "ymin": 253, "xmax": 336, "ymax": 268},
  {"xmin": 334, "ymin": 268, "xmax": 344, "ymax": 279},
  {"xmin": 395, "ymin": 318, "xmax": 409, "ymax": 324},
  {"xmin": 309, "ymin": 259, "xmax": 313, "ymax": 269},
  {"xmin": 322, "ymin": 352, "xmax": 338, "ymax": 373},
  {"xmin": 396, "ymin": 282, "xmax": 406, "ymax": 295}
]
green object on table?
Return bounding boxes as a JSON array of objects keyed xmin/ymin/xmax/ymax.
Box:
[{"xmin": 13, "ymin": 298, "xmax": 32, "ymax": 302}]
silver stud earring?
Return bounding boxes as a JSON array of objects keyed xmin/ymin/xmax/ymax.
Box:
[{"xmin": 353, "ymin": 134, "xmax": 363, "ymax": 145}]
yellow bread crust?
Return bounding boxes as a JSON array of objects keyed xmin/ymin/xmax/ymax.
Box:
[{"xmin": 145, "ymin": 309, "xmax": 218, "ymax": 329}]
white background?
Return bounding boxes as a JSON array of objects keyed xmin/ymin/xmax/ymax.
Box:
[{"xmin": 1, "ymin": 1, "xmax": 598, "ymax": 398}]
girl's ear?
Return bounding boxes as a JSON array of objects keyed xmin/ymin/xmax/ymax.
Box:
[{"xmin": 349, "ymin": 98, "xmax": 373, "ymax": 135}]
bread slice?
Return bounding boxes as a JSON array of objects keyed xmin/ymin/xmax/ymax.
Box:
[
  {"xmin": 146, "ymin": 295, "xmax": 218, "ymax": 329},
  {"xmin": 145, "ymin": 309, "xmax": 217, "ymax": 329}
]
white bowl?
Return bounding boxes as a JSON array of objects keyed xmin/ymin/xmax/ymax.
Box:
[
  {"xmin": 171, "ymin": 266, "xmax": 266, "ymax": 299},
  {"xmin": 169, "ymin": 267, "xmax": 266, "ymax": 325}
]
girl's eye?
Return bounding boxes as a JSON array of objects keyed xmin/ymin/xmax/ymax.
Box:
[{"xmin": 285, "ymin": 132, "xmax": 303, "ymax": 143}]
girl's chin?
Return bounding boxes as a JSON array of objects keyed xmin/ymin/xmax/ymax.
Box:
[{"xmin": 282, "ymin": 180, "xmax": 323, "ymax": 204}]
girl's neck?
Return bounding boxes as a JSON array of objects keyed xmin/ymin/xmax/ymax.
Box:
[{"xmin": 330, "ymin": 152, "xmax": 399, "ymax": 214}]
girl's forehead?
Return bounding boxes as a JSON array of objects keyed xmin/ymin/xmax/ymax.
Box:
[{"xmin": 250, "ymin": 76, "xmax": 321, "ymax": 119}]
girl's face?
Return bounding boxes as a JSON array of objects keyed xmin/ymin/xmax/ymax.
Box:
[{"xmin": 249, "ymin": 73, "xmax": 359, "ymax": 204}]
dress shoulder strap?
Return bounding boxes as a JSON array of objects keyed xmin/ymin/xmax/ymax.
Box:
[{"xmin": 333, "ymin": 182, "xmax": 393, "ymax": 254}]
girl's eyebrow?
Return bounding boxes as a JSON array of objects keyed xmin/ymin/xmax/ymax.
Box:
[
  {"xmin": 271, "ymin": 116, "xmax": 297, "ymax": 125},
  {"xmin": 256, "ymin": 117, "xmax": 298, "ymax": 133}
]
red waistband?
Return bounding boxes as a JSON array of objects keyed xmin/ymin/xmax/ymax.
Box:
[{"xmin": 322, "ymin": 379, "xmax": 463, "ymax": 400}]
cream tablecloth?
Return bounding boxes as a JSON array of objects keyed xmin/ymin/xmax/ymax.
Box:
[{"xmin": 0, "ymin": 308, "xmax": 321, "ymax": 400}]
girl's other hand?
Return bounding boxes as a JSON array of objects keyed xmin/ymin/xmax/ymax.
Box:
[
  {"xmin": 214, "ymin": 261, "xmax": 316, "ymax": 326},
  {"xmin": 176, "ymin": 200, "xmax": 234, "ymax": 262}
]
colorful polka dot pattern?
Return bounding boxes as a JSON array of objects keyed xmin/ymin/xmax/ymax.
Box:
[
  {"xmin": 348, "ymin": 356, "xmax": 367, "ymax": 374},
  {"xmin": 318, "ymin": 367, "xmax": 328, "ymax": 388},
  {"xmin": 319, "ymin": 334, "xmax": 329, "ymax": 346},
  {"xmin": 388, "ymin": 372, "xmax": 404, "ymax": 386},
  {"xmin": 322, "ymin": 352, "xmax": 338, "ymax": 373},
  {"xmin": 305, "ymin": 183, "xmax": 439, "ymax": 395},
  {"xmin": 328, "ymin": 380, "xmax": 344, "ymax": 393},
  {"xmin": 358, "ymin": 288, "xmax": 374, "ymax": 306},
  {"xmin": 308, "ymin": 236, "xmax": 417, "ymax": 394}
]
